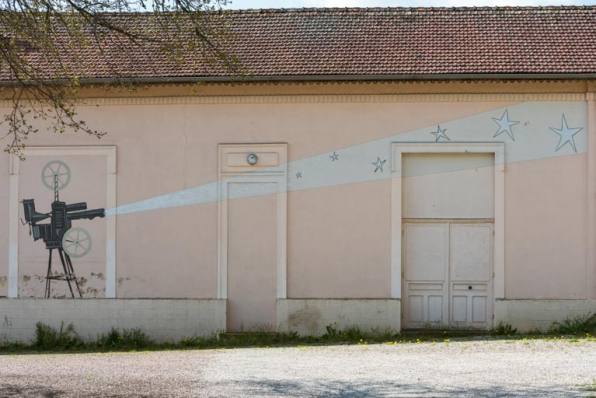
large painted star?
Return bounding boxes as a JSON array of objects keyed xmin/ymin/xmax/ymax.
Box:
[
  {"xmin": 330, "ymin": 151, "xmax": 339, "ymax": 161},
  {"xmin": 493, "ymin": 110, "xmax": 519, "ymax": 141},
  {"xmin": 431, "ymin": 125, "xmax": 450, "ymax": 142},
  {"xmin": 372, "ymin": 157, "xmax": 387, "ymax": 173},
  {"xmin": 549, "ymin": 115, "xmax": 583, "ymax": 153}
]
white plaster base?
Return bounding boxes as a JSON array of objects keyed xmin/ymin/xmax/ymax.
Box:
[
  {"xmin": 277, "ymin": 299, "xmax": 401, "ymax": 336},
  {"xmin": 495, "ymin": 299, "xmax": 596, "ymax": 332},
  {"xmin": 0, "ymin": 299, "xmax": 226, "ymax": 343}
]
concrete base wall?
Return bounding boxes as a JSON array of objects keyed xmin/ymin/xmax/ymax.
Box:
[
  {"xmin": 495, "ymin": 299, "xmax": 596, "ymax": 332},
  {"xmin": 277, "ymin": 299, "xmax": 400, "ymax": 336},
  {"xmin": 0, "ymin": 299, "xmax": 226, "ymax": 343},
  {"xmin": 5, "ymin": 298, "xmax": 593, "ymax": 343}
]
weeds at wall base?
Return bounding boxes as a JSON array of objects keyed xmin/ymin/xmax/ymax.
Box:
[
  {"xmin": 35, "ymin": 322, "xmax": 153, "ymax": 350},
  {"xmin": 0, "ymin": 318, "xmax": 595, "ymax": 353},
  {"xmin": 34, "ymin": 322, "xmax": 81, "ymax": 350},
  {"xmin": 549, "ymin": 313, "xmax": 596, "ymax": 335}
]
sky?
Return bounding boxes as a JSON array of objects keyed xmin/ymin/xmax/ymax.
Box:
[{"xmin": 224, "ymin": 0, "xmax": 596, "ymax": 10}]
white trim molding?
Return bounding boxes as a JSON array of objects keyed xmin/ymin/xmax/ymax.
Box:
[
  {"xmin": 0, "ymin": 93, "xmax": 589, "ymax": 109},
  {"xmin": 390, "ymin": 142, "xmax": 506, "ymax": 302},
  {"xmin": 78, "ymin": 92, "xmax": 590, "ymax": 106},
  {"xmin": 9, "ymin": 146, "xmax": 117, "ymax": 298},
  {"xmin": 217, "ymin": 144, "xmax": 288, "ymax": 300},
  {"xmin": 588, "ymin": 97, "xmax": 596, "ymax": 300}
]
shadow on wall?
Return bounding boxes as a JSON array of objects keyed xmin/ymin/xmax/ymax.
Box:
[{"xmin": 215, "ymin": 379, "xmax": 588, "ymax": 398}]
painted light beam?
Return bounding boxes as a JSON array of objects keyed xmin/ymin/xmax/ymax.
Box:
[{"xmin": 105, "ymin": 101, "xmax": 587, "ymax": 217}]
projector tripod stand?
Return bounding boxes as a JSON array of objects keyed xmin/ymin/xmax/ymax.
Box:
[{"xmin": 45, "ymin": 248, "xmax": 83, "ymax": 299}]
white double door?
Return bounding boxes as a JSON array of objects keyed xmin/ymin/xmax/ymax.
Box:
[{"xmin": 403, "ymin": 222, "xmax": 493, "ymax": 330}]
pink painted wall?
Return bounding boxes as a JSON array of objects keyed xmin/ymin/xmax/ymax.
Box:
[
  {"xmin": 505, "ymin": 155, "xmax": 588, "ymax": 299},
  {"xmin": 0, "ymin": 89, "xmax": 591, "ymax": 302},
  {"xmin": 287, "ymin": 180, "xmax": 392, "ymax": 298}
]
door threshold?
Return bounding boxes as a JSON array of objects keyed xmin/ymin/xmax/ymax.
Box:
[
  {"xmin": 224, "ymin": 332, "xmax": 278, "ymax": 336},
  {"xmin": 401, "ymin": 329, "xmax": 490, "ymax": 337}
]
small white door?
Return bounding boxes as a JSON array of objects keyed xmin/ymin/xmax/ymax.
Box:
[
  {"xmin": 403, "ymin": 222, "xmax": 493, "ymax": 329},
  {"xmin": 450, "ymin": 224, "xmax": 493, "ymax": 329},
  {"xmin": 403, "ymin": 223, "xmax": 449, "ymax": 328}
]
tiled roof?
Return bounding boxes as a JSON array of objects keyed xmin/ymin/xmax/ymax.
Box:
[
  {"xmin": 223, "ymin": 6, "xmax": 596, "ymax": 77},
  {"xmin": 3, "ymin": 6, "xmax": 596, "ymax": 82}
]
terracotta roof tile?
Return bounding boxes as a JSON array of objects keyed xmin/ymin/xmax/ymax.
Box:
[{"xmin": 3, "ymin": 6, "xmax": 596, "ymax": 81}]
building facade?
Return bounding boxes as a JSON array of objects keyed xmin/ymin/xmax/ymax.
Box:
[{"xmin": 1, "ymin": 7, "xmax": 596, "ymax": 341}]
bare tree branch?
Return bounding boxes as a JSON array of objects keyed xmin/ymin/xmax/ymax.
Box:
[{"xmin": 0, "ymin": 0, "xmax": 241, "ymax": 158}]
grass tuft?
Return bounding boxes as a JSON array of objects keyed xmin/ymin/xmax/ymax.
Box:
[
  {"xmin": 582, "ymin": 379, "xmax": 596, "ymax": 398},
  {"xmin": 97, "ymin": 328, "xmax": 152, "ymax": 350},
  {"xmin": 549, "ymin": 313, "xmax": 596, "ymax": 335},
  {"xmin": 97, "ymin": 327, "xmax": 122, "ymax": 348},
  {"xmin": 491, "ymin": 321, "xmax": 517, "ymax": 336},
  {"xmin": 34, "ymin": 322, "xmax": 83, "ymax": 350},
  {"xmin": 121, "ymin": 328, "xmax": 153, "ymax": 348}
]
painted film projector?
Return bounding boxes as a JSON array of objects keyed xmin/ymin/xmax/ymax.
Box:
[{"xmin": 22, "ymin": 160, "xmax": 105, "ymax": 298}]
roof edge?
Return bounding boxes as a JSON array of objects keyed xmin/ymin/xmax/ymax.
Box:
[
  {"xmin": 51, "ymin": 73, "xmax": 596, "ymax": 84},
  {"xmin": 3, "ymin": 73, "xmax": 596, "ymax": 86},
  {"xmin": 52, "ymin": 6, "xmax": 596, "ymax": 14}
]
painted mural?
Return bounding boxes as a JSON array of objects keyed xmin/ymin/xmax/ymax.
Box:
[
  {"xmin": 109, "ymin": 101, "xmax": 587, "ymax": 215},
  {"xmin": 18, "ymin": 158, "xmax": 107, "ymax": 298},
  {"xmin": 22, "ymin": 160, "xmax": 105, "ymax": 298}
]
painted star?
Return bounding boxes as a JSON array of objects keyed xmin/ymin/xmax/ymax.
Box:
[
  {"xmin": 493, "ymin": 110, "xmax": 519, "ymax": 141},
  {"xmin": 550, "ymin": 115, "xmax": 583, "ymax": 153},
  {"xmin": 372, "ymin": 157, "xmax": 387, "ymax": 173},
  {"xmin": 296, "ymin": 172, "xmax": 302, "ymax": 179},
  {"xmin": 431, "ymin": 125, "xmax": 450, "ymax": 142},
  {"xmin": 330, "ymin": 151, "xmax": 339, "ymax": 161}
]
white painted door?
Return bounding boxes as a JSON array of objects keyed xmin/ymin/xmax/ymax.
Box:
[
  {"xmin": 449, "ymin": 224, "xmax": 493, "ymax": 329},
  {"xmin": 403, "ymin": 222, "xmax": 493, "ymax": 329},
  {"xmin": 403, "ymin": 223, "xmax": 449, "ymax": 328}
]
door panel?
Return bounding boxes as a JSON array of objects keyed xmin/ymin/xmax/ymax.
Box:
[
  {"xmin": 403, "ymin": 222, "xmax": 493, "ymax": 330},
  {"xmin": 450, "ymin": 224, "xmax": 491, "ymax": 282},
  {"xmin": 405, "ymin": 224, "xmax": 447, "ymax": 282},
  {"xmin": 402, "ymin": 153, "xmax": 494, "ymax": 219},
  {"xmin": 473, "ymin": 296, "xmax": 487, "ymax": 323},
  {"xmin": 428, "ymin": 295, "xmax": 444, "ymax": 323},
  {"xmin": 452, "ymin": 296, "xmax": 467, "ymax": 322},
  {"xmin": 449, "ymin": 224, "xmax": 493, "ymax": 329},
  {"xmin": 227, "ymin": 183, "xmax": 277, "ymax": 332},
  {"xmin": 408, "ymin": 296, "xmax": 424, "ymax": 322},
  {"xmin": 403, "ymin": 223, "xmax": 449, "ymax": 328}
]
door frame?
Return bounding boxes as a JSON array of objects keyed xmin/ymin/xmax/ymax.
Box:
[
  {"xmin": 217, "ymin": 144, "xmax": 288, "ymax": 300},
  {"xmin": 391, "ymin": 143, "xmax": 505, "ymax": 325}
]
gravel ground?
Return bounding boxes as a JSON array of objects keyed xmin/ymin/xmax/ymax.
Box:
[{"xmin": 1, "ymin": 338, "xmax": 595, "ymax": 397}]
